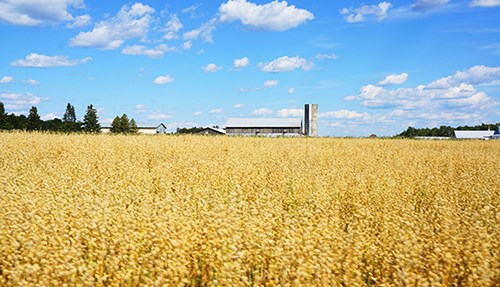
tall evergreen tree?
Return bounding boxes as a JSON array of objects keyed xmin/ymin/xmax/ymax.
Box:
[
  {"xmin": 0, "ymin": 102, "xmax": 10, "ymax": 130},
  {"xmin": 26, "ymin": 106, "xmax": 41, "ymax": 131},
  {"xmin": 119, "ymin": 114, "xmax": 130, "ymax": 132},
  {"xmin": 62, "ymin": 103, "xmax": 78, "ymax": 132},
  {"xmin": 82, "ymin": 104, "xmax": 100, "ymax": 133},
  {"xmin": 129, "ymin": 118, "xmax": 138, "ymax": 133}
]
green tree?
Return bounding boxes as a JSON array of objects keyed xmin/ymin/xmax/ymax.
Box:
[
  {"xmin": 119, "ymin": 114, "xmax": 130, "ymax": 132},
  {"xmin": 129, "ymin": 118, "xmax": 138, "ymax": 133},
  {"xmin": 62, "ymin": 103, "xmax": 79, "ymax": 132},
  {"xmin": 0, "ymin": 102, "xmax": 12, "ymax": 130},
  {"xmin": 82, "ymin": 104, "xmax": 100, "ymax": 133},
  {"xmin": 110, "ymin": 116, "xmax": 122, "ymax": 133},
  {"xmin": 26, "ymin": 106, "xmax": 42, "ymax": 131}
]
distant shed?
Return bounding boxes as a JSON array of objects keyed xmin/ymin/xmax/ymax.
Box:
[
  {"xmin": 196, "ymin": 127, "xmax": 226, "ymax": 135},
  {"xmin": 225, "ymin": 118, "xmax": 302, "ymax": 136},
  {"xmin": 454, "ymin": 130, "xmax": 495, "ymax": 139}
]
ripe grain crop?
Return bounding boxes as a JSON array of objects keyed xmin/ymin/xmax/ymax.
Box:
[{"xmin": 0, "ymin": 132, "xmax": 498, "ymax": 286}]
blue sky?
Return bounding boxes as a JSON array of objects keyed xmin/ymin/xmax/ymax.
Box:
[{"xmin": 0, "ymin": 0, "xmax": 499, "ymax": 136}]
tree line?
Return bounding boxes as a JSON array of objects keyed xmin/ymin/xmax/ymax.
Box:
[
  {"xmin": 398, "ymin": 123, "xmax": 499, "ymax": 138},
  {"xmin": 0, "ymin": 102, "xmax": 138, "ymax": 134}
]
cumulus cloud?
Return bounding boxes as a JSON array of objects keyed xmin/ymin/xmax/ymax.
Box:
[
  {"xmin": 26, "ymin": 78, "xmax": 39, "ymax": 86},
  {"xmin": 251, "ymin": 108, "xmax": 274, "ymax": 116},
  {"xmin": 153, "ymin": 75, "xmax": 175, "ymax": 85},
  {"xmin": 378, "ymin": 73, "xmax": 408, "ymax": 86},
  {"xmin": 0, "ymin": 0, "xmax": 85, "ymax": 26},
  {"xmin": 67, "ymin": 14, "xmax": 91, "ymax": 28},
  {"xmin": 287, "ymin": 88, "xmax": 296, "ymax": 94},
  {"xmin": 219, "ymin": 0, "xmax": 314, "ymax": 31},
  {"xmin": 427, "ymin": 65, "xmax": 500, "ymax": 88},
  {"xmin": 345, "ymin": 69, "xmax": 498, "ymax": 113},
  {"xmin": 340, "ymin": 2, "xmax": 392, "ymax": 23},
  {"xmin": 122, "ymin": 44, "xmax": 175, "ymax": 58},
  {"xmin": 183, "ymin": 41, "xmax": 192, "ymax": 50},
  {"xmin": 183, "ymin": 18, "xmax": 216, "ymax": 43},
  {"xmin": 70, "ymin": 3, "xmax": 155, "ymax": 50},
  {"xmin": 0, "ymin": 92, "xmax": 45, "ymax": 110},
  {"xmin": 259, "ymin": 56, "xmax": 314, "ymax": 72},
  {"xmin": 263, "ymin": 80, "xmax": 279, "ymax": 87},
  {"xmin": 202, "ymin": 63, "xmax": 223, "ymax": 73},
  {"xmin": 233, "ymin": 103, "xmax": 245, "ymax": 108},
  {"xmin": 315, "ymin": 53, "xmax": 338, "ymax": 60},
  {"xmin": 146, "ymin": 112, "xmax": 172, "ymax": 120},
  {"xmin": 11, "ymin": 53, "xmax": 92, "ymax": 68},
  {"xmin": 1, "ymin": 76, "xmax": 13, "ymax": 83},
  {"xmin": 277, "ymin": 108, "xmax": 303, "ymax": 117},
  {"xmin": 164, "ymin": 14, "xmax": 183, "ymax": 40},
  {"xmin": 209, "ymin": 108, "xmax": 223, "ymax": 114},
  {"xmin": 234, "ymin": 57, "xmax": 250, "ymax": 69},
  {"xmin": 41, "ymin": 113, "xmax": 59, "ymax": 121},
  {"xmin": 319, "ymin": 110, "xmax": 370, "ymax": 119},
  {"xmin": 470, "ymin": 0, "xmax": 500, "ymax": 7},
  {"xmin": 135, "ymin": 104, "xmax": 147, "ymax": 113},
  {"xmin": 193, "ymin": 111, "xmax": 202, "ymax": 116},
  {"xmin": 412, "ymin": 0, "xmax": 449, "ymax": 11}
]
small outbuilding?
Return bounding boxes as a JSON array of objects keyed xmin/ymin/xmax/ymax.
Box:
[{"xmin": 196, "ymin": 127, "xmax": 226, "ymax": 135}]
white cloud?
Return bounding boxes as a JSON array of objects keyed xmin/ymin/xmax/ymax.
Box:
[
  {"xmin": 202, "ymin": 63, "xmax": 223, "ymax": 73},
  {"xmin": 378, "ymin": 73, "xmax": 408, "ymax": 86},
  {"xmin": 11, "ymin": 53, "xmax": 92, "ymax": 68},
  {"xmin": 234, "ymin": 57, "xmax": 250, "ymax": 69},
  {"xmin": 319, "ymin": 110, "xmax": 370, "ymax": 119},
  {"xmin": 340, "ymin": 2, "xmax": 392, "ymax": 23},
  {"xmin": 164, "ymin": 14, "xmax": 183, "ymax": 40},
  {"xmin": 26, "ymin": 78, "xmax": 39, "ymax": 86},
  {"xmin": 233, "ymin": 103, "xmax": 245, "ymax": 108},
  {"xmin": 345, "ymin": 74, "xmax": 496, "ymax": 113},
  {"xmin": 146, "ymin": 112, "xmax": 172, "ymax": 120},
  {"xmin": 183, "ymin": 41, "xmax": 192, "ymax": 50},
  {"xmin": 193, "ymin": 111, "xmax": 202, "ymax": 116},
  {"xmin": 70, "ymin": 3, "xmax": 155, "ymax": 50},
  {"xmin": 1, "ymin": 76, "xmax": 13, "ymax": 83},
  {"xmin": 412, "ymin": 0, "xmax": 449, "ymax": 11},
  {"xmin": 470, "ymin": 0, "xmax": 500, "ymax": 7},
  {"xmin": 277, "ymin": 108, "xmax": 303, "ymax": 117},
  {"xmin": 153, "ymin": 75, "xmax": 175, "ymax": 85},
  {"xmin": 315, "ymin": 53, "xmax": 338, "ymax": 60},
  {"xmin": 427, "ymin": 65, "xmax": 500, "ymax": 88},
  {"xmin": 67, "ymin": 14, "xmax": 91, "ymax": 28},
  {"xmin": 251, "ymin": 108, "xmax": 274, "ymax": 115},
  {"xmin": 259, "ymin": 56, "xmax": 314, "ymax": 72},
  {"xmin": 219, "ymin": 0, "xmax": 314, "ymax": 31},
  {"xmin": 263, "ymin": 80, "xmax": 279, "ymax": 87},
  {"xmin": 0, "ymin": 92, "xmax": 45, "ymax": 110},
  {"xmin": 41, "ymin": 113, "xmax": 59, "ymax": 121},
  {"xmin": 288, "ymin": 88, "xmax": 296, "ymax": 94},
  {"xmin": 135, "ymin": 104, "xmax": 147, "ymax": 113},
  {"xmin": 0, "ymin": 0, "xmax": 85, "ymax": 26},
  {"xmin": 183, "ymin": 18, "xmax": 216, "ymax": 43},
  {"xmin": 122, "ymin": 44, "xmax": 175, "ymax": 58},
  {"xmin": 209, "ymin": 108, "xmax": 223, "ymax": 114},
  {"xmin": 182, "ymin": 4, "xmax": 202, "ymax": 18}
]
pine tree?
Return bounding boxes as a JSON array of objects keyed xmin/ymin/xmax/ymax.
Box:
[
  {"xmin": 26, "ymin": 106, "xmax": 41, "ymax": 131},
  {"xmin": 110, "ymin": 116, "xmax": 122, "ymax": 133},
  {"xmin": 82, "ymin": 104, "xmax": 100, "ymax": 133},
  {"xmin": 129, "ymin": 118, "xmax": 138, "ymax": 133},
  {"xmin": 119, "ymin": 114, "xmax": 130, "ymax": 132},
  {"xmin": 62, "ymin": 103, "xmax": 78, "ymax": 132}
]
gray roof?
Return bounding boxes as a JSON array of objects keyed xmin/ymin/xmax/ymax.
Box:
[
  {"xmin": 226, "ymin": 118, "xmax": 302, "ymax": 128},
  {"xmin": 454, "ymin": 130, "xmax": 495, "ymax": 139}
]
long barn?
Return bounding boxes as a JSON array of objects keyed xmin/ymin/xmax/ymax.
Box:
[{"xmin": 225, "ymin": 118, "xmax": 302, "ymax": 136}]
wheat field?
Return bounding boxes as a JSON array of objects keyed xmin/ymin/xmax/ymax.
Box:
[{"xmin": 0, "ymin": 132, "xmax": 498, "ymax": 286}]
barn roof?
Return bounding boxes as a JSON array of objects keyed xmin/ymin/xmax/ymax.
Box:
[
  {"xmin": 454, "ymin": 130, "xmax": 495, "ymax": 139},
  {"xmin": 226, "ymin": 118, "xmax": 302, "ymax": 128}
]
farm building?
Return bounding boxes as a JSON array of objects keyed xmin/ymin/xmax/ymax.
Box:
[
  {"xmin": 454, "ymin": 130, "xmax": 495, "ymax": 139},
  {"xmin": 196, "ymin": 127, "xmax": 226, "ymax": 135},
  {"xmin": 101, "ymin": 123, "xmax": 167, "ymax": 134},
  {"xmin": 225, "ymin": 118, "xmax": 303, "ymax": 136},
  {"xmin": 225, "ymin": 104, "xmax": 318, "ymax": 136}
]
